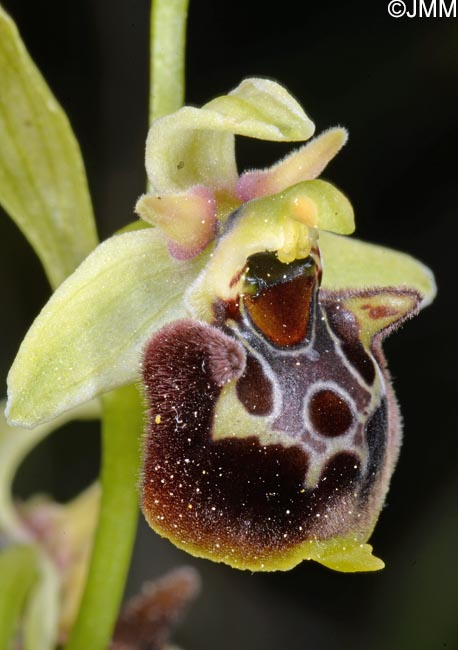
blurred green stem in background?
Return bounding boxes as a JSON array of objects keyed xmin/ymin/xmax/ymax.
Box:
[
  {"xmin": 150, "ymin": 0, "xmax": 189, "ymax": 123},
  {"xmin": 65, "ymin": 386, "xmax": 144, "ymax": 650}
]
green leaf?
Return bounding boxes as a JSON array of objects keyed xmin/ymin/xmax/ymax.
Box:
[
  {"xmin": 0, "ymin": 7, "xmax": 98, "ymax": 289},
  {"xmin": 319, "ymin": 231, "xmax": 436, "ymax": 306},
  {"xmin": 145, "ymin": 77, "xmax": 315, "ymax": 194},
  {"xmin": 6, "ymin": 229, "xmax": 208, "ymax": 427},
  {"xmin": 0, "ymin": 545, "xmax": 39, "ymax": 649}
]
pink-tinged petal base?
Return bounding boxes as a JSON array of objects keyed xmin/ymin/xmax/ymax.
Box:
[{"xmin": 135, "ymin": 186, "xmax": 217, "ymax": 260}]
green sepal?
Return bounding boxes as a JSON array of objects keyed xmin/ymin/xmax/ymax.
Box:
[
  {"xmin": 319, "ymin": 231, "xmax": 436, "ymax": 305},
  {"xmin": 0, "ymin": 7, "xmax": 98, "ymax": 289},
  {"xmin": 6, "ymin": 229, "xmax": 208, "ymax": 427},
  {"xmin": 145, "ymin": 77, "xmax": 315, "ymax": 194}
]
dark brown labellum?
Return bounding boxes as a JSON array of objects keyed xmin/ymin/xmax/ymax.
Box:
[{"xmin": 141, "ymin": 251, "xmax": 422, "ymax": 570}]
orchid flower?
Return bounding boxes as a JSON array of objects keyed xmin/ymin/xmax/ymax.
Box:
[
  {"xmin": 0, "ymin": 2, "xmax": 436, "ymax": 649},
  {"xmin": 5, "ymin": 74, "xmax": 435, "ymax": 572}
]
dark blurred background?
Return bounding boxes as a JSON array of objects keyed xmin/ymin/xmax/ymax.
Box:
[{"xmin": 1, "ymin": 0, "xmax": 457, "ymax": 648}]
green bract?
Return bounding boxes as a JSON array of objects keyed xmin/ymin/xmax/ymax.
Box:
[
  {"xmin": 0, "ymin": 399, "xmax": 100, "ymax": 648},
  {"xmin": 0, "ymin": 7, "xmax": 97, "ymax": 290}
]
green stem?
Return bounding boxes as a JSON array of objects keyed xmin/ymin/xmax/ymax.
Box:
[
  {"xmin": 65, "ymin": 385, "xmax": 143, "ymax": 650},
  {"xmin": 150, "ymin": 0, "xmax": 189, "ymax": 124}
]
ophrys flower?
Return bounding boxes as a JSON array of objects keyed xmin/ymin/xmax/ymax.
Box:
[{"xmin": 6, "ymin": 79, "xmax": 436, "ymax": 572}]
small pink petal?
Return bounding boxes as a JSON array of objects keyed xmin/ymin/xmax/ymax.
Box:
[
  {"xmin": 135, "ymin": 186, "xmax": 217, "ymax": 260},
  {"xmin": 237, "ymin": 127, "xmax": 348, "ymax": 201}
]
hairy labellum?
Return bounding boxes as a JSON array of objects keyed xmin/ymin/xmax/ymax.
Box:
[{"xmin": 141, "ymin": 247, "xmax": 420, "ymax": 572}]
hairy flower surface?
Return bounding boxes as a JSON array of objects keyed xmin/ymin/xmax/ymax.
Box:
[{"xmin": 6, "ymin": 79, "xmax": 436, "ymax": 573}]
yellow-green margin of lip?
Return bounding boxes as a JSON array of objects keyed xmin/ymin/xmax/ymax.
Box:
[
  {"xmin": 143, "ymin": 506, "xmax": 384, "ymax": 572},
  {"xmin": 186, "ymin": 178, "xmax": 355, "ymax": 320}
]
